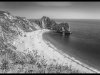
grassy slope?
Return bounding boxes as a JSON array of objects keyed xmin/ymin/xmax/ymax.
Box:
[{"xmin": 0, "ymin": 11, "xmax": 98, "ymax": 73}]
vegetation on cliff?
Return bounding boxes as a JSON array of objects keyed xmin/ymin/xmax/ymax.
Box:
[
  {"xmin": 0, "ymin": 11, "xmax": 95, "ymax": 73},
  {"xmin": 0, "ymin": 11, "xmax": 75, "ymax": 73}
]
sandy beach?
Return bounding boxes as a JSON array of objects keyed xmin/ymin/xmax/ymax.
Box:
[{"xmin": 12, "ymin": 29, "xmax": 100, "ymax": 73}]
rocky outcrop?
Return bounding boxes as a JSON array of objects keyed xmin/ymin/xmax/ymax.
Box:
[
  {"xmin": 28, "ymin": 19, "xmax": 42, "ymax": 29},
  {"xmin": 0, "ymin": 11, "xmax": 71, "ymax": 36},
  {"xmin": 40, "ymin": 16, "xmax": 71, "ymax": 34},
  {"xmin": 0, "ymin": 10, "xmax": 71, "ymax": 44},
  {"xmin": 29, "ymin": 16, "xmax": 71, "ymax": 35},
  {"xmin": 41, "ymin": 16, "xmax": 56, "ymax": 29},
  {"xmin": 56, "ymin": 22, "xmax": 71, "ymax": 35}
]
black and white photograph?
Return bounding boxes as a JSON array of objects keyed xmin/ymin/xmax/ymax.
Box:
[{"xmin": 0, "ymin": 1, "xmax": 100, "ymax": 73}]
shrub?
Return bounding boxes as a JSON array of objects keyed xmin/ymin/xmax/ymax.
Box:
[{"xmin": 0, "ymin": 59, "xmax": 9, "ymax": 72}]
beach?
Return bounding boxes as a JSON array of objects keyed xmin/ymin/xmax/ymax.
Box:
[{"xmin": 12, "ymin": 29, "xmax": 100, "ymax": 73}]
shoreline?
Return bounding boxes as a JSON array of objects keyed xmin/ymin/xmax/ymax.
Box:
[
  {"xmin": 40, "ymin": 29, "xmax": 100, "ymax": 73},
  {"xmin": 13, "ymin": 29, "xmax": 100, "ymax": 73},
  {"xmin": 44, "ymin": 39, "xmax": 99, "ymax": 73},
  {"xmin": 42, "ymin": 31, "xmax": 100, "ymax": 72}
]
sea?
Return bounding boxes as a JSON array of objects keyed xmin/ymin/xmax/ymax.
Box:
[{"xmin": 43, "ymin": 19, "xmax": 100, "ymax": 71}]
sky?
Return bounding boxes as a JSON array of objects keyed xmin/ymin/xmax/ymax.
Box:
[{"xmin": 0, "ymin": 2, "xmax": 100, "ymax": 19}]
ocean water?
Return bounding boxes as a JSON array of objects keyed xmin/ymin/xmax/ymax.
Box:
[{"xmin": 43, "ymin": 19, "xmax": 100, "ymax": 71}]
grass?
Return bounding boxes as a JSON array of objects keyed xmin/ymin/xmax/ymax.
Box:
[
  {"xmin": 0, "ymin": 11, "xmax": 91, "ymax": 73},
  {"xmin": 0, "ymin": 31, "xmax": 82, "ymax": 73},
  {"xmin": 0, "ymin": 44, "xmax": 82, "ymax": 73}
]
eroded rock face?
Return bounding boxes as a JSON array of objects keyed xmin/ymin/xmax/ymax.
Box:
[
  {"xmin": 58, "ymin": 22, "xmax": 70, "ymax": 33},
  {"xmin": 0, "ymin": 10, "xmax": 71, "ymax": 35},
  {"xmin": 40, "ymin": 16, "xmax": 71, "ymax": 34},
  {"xmin": 41, "ymin": 16, "xmax": 54, "ymax": 29},
  {"xmin": 28, "ymin": 16, "xmax": 71, "ymax": 34}
]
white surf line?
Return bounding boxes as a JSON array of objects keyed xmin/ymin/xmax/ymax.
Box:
[{"xmin": 40, "ymin": 29, "xmax": 100, "ymax": 73}]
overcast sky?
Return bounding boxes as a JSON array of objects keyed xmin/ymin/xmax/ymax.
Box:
[{"xmin": 0, "ymin": 2, "xmax": 100, "ymax": 19}]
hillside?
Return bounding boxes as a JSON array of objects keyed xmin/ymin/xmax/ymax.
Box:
[{"xmin": 0, "ymin": 11, "xmax": 99, "ymax": 73}]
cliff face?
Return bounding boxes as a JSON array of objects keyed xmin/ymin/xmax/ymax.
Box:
[
  {"xmin": 0, "ymin": 11, "xmax": 71, "ymax": 52},
  {"xmin": 0, "ymin": 11, "xmax": 71, "ymax": 35},
  {"xmin": 29, "ymin": 16, "xmax": 71, "ymax": 34},
  {"xmin": 42, "ymin": 16, "xmax": 71, "ymax": 34}
]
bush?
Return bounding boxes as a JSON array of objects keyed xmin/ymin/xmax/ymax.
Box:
[
  {"xmin": 26, "ymin": 53, "xmax": 37, "ymax": 65},
  {"xmin": 0, "ymin": 59, "xmax": 9, "ymax": 72}
]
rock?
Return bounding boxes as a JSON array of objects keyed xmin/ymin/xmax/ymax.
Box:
[
  {"xmin": 41, "ymin": 16, "xmax": 52, "ymax": 29},
  {"xmin": 0, "ymin": 11, "xmax": 71, "ymax": 35},
  {"xmin": 40, "ymin": 16, "xmax": 71, "ymax": 35},
  {"xmin": 58, "ymin": 22, "xmax": 71, "ymax": 34}
]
